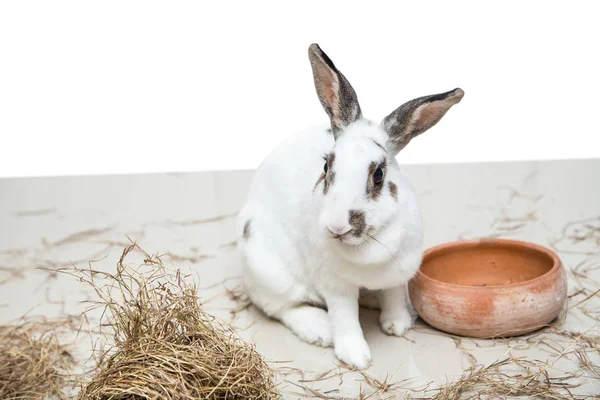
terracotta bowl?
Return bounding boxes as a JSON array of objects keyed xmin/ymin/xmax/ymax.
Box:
[{"xmin": 408, "ymin": 238, "xmax": 567, "ymax": 338}]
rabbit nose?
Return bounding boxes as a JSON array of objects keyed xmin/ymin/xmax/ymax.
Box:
[{"xmin": 327, "ymin": 224, "xmax": 352, "ymax": 236}]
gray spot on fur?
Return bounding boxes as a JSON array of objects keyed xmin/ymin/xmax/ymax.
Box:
[
  {"xmin": 323, "ymin": 152, "xmax": 336, "ymax": 195},
  {"xmin": 314, "ymin": 172, "xmax": 326, "ymax": 192},
  {"xmin": 243, "ymin": 220, "xmax": 251, "ymax": 240},
  {"xmin": 349, "ymin": 209, "xmax": 366, "ymax": 237},
  {"xmin": 324, "ymin": 172, "xmax": 336, "ymax": 195},
  {"xmin": 388, "ymin": 181, "xmax": 398, "ymax": 201}
]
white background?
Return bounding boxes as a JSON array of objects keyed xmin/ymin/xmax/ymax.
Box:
[{"xmin": 1, "ymin": 1, "xmax": 599, "ymax": 178}]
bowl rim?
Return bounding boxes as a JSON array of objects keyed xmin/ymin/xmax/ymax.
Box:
[{"xmin": 414, "ymin": 238, "xmax": 563, "ymax": 290}]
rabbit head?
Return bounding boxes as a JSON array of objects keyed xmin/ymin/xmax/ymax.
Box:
[{"xmin": 309, "ymin": 43, "xmax": 464, "ymax": 246}]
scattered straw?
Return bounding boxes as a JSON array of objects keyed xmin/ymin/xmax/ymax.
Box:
[
  {"xmin": 429, "ymin": 358, "xmax": 582, "ymax": 399},
  {"xmin": 161, "ymin": 251, "xmax": 214, "ymax": 264},
  {"xmin": 43, "ymin": 227, "xmax": 115, "ymax": 248},
  {"xmin": 63, "ymin": 243, "xmax": 278, "ymax": 400},
  {"xmin": 14, "ymin": 208, "xmax": 57, "ymax": 217},
  {"xmin": 0, "ymin": 317, "xmax": 76, "ymax": 400},
  {"xmin": 0, "ymin": 266, "xmax": 26, "ymax": 285},
  {"xmin": 571, "ymin": 256, "xmax": 600, "ymax": 292},
  {"xmin": 218, "ymin": 241, "xmax": 238, "ymax": 250},
  {"xmin": 167, "ymin": 212, "xmax": 238, "ymax": 227},
  {"xmin": 452, "ymin": 338, "xmax": 478, "ymax": 367},
  {"xmin": 225, "ymin": 283, "xmax": 253, "ymax": 320},
  {"xmin": 550, "ymin": 216, "xmax": 600, "ymax": 255}
]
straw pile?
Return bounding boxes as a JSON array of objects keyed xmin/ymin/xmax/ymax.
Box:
[
  {"xmin": 0, "ymin": 317, "xmax": 75, "ymax": 400},
  {"xmin": 71, "ymin": 243, "xmax": 278, "ymax": 400}
]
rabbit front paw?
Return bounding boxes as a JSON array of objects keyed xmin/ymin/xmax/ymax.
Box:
[
  {"xmin": 334, "ymin": 335, "xmax": 372, "ymax": 369},
  {"xmin": 380, "ymin": 310, "xmax": 413, "ymax": 336}
]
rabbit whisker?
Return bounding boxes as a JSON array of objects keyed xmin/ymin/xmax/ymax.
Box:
[{"xmin": 367, "ymin": 233, "xmax": 396, "ymax": 260}]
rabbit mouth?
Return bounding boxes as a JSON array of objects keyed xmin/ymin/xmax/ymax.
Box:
[
  {"xmin": 331, "ymin": 232, "xmax": 352, "ymax": 242},
  {"xmin": 338, "ymin": 236, "xmax": 364, "ymax": 246},
  {"xmin": 331, "ymin": 228, "xmax": 373, "ymax": 245}
]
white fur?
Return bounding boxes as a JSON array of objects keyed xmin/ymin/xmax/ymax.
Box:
[{"xmin": 237, "ymin": 119, "xmax": 423, "ymax": 369}]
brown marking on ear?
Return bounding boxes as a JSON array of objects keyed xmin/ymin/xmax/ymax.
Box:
[
  {"xmin": 308, "ymin": 44, "xmax": 362, "ymax": 137},
  {"xmin": 323, "ymin": 152, "xmax": 336, "ymax": 195},
  {"xmin": 388, "ymin": 181, "xmax": 398, "ymax": 201},
  {"xmin": 383, "ymin": 88, "xmax": 464, "ymax": 154},
  {"xmin": 243, "ymin": 220, "xmax": 252, "ymax": 240},
  {"xmin": 313, "ymin": 173, "xmax": 326, "ymax": 192},
  {"xmin": 349, "ymin": 209, "xmax": 366, "ymax": 237},
  {"xmin": 366, "ymin": 159, "xmax": 386, "ymax": 201}
]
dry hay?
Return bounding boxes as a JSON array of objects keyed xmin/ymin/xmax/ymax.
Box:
[
  {"xmin": 65, "ymin": 243, "xmax": 278, "ymax": 400},
  {"xmin": 429, "ymin": 358, "xmax": 581, "ymax": 400},
  {"xmin": 0, "ymin": 317, "xmax": 76, "ymax": 400}
]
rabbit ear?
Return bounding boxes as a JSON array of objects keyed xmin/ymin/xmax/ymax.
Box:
[
  {"xmin": 382, "ymin": 88, "xmax": 464, "ymax": 154},
  {"xmin": 308, "ymin": 43, "xmax": 362, "ymax": 138}
]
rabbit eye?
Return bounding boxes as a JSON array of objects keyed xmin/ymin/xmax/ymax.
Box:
[
  {"xmin": 373, "ymin": 167, "xmax": 384, "ymax": 184},
  {"xmin": 324, "ymin": 162, "xmax": 328, "ymax": 173}
]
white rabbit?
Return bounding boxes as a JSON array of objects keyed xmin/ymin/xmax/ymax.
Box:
[{"xmin": 237, "ymin": 43, "xmax": 464, "ymax": 369}]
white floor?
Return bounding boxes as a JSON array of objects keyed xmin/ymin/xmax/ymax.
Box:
[{"xmin": 1, "ymin": 159, "xmax": 599, "ymax": 398}]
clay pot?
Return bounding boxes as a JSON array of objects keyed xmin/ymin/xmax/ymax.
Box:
[{"xmin": 408, "ymin": 238, "xmax": 567, "ymax": 338}]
